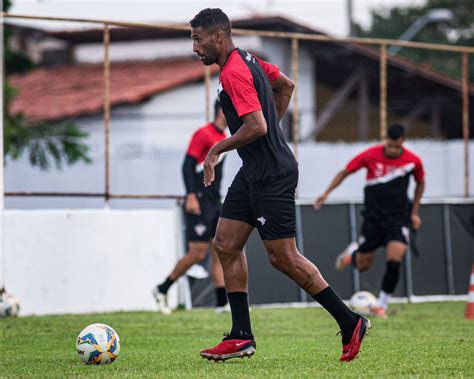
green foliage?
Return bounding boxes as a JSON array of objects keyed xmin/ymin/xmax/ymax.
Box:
[
  {"xmin": 3, "ymin": 0, "xmax": 12, "ymax": 12},
  {"xmin": 3, "ymin": 0, "xmax": 92, "ymax": 170},
  {"xmin": 355, "ymin": 0, "xmax": 474, "ymax": 80},
  {"xmin": 0, "ymin": 302, "xmax": 473, "ymax": 377},
  {"xmin": 4, "ymin": 35, "xmax": 36, "ymax": 74},
  {"xmin": 4, "ymin": 82, "xmax": 92, "ymax": 170}
]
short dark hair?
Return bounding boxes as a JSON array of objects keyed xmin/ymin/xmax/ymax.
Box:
[
  {"xmin": 190, "ymin": 8, "xmax": 232, "ymax": 36},
  {"xmin": 387, "ymin": 123, "xmax": 406, "ymax": 140},
  {"xmin": 214, "ymin": 99, "xmax": 222, "ymax": 119}
]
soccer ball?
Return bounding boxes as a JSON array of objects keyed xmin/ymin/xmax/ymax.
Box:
[
  {"xmin": 0, "ymin": 293, "xmax": 20, "ymax": 318},
  {"xmin": 76, "ymin": 323, "xmax": 120, "ymax": 365},
  {"xmin": 349, "ymin": 291, "xmax": 377, "ymax": 315}
]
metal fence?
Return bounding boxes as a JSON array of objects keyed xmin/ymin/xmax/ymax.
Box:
[{"xmin": 188, "ymin": 199, "xmax": 473, "ymax": 306}]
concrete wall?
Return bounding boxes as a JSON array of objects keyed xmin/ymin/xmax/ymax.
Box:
[
  {"xmin": 3, "ymin": 209, "xmax": 181, "ymax": 315},
  {"xmin": 6, "ymin": 132, "xmax": 474, "ymax": 209}
]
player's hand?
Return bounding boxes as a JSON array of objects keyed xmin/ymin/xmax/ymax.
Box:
[
  {"xmin": 185, "ymin": 193, "xmax": 201, "ymax": 215},
  {"xmin": 203, "ymin": 147, "xmax": 219, "ymax": 187},
  {"xmin": 313, "ymin": 194, "xmax": 328, "ymax": 210},
  {"xmin": 411, "ymin": 212, "xmax": 422, "ymax": 230}
]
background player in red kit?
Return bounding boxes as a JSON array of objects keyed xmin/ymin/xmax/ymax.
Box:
[
  {"xmin": 191, "ymin": 8, "xmax": 370, "ymax": 363},
  {"xmin": 315, "ymin": 124, "xmax": 425, "ymax": 319},
  {"xmin": 153, "ymin": 100, "xmax": 228, "ymax": 315}
]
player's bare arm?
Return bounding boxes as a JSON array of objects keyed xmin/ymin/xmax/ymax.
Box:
[
  {"xmin": 203, "ymin": 110, "xmax": 267, "ymax": 186},
  {"xmin": 271, "ymin": 72, "xmax": 295, "ymax": 121},
  {"xmin": 314, "ymin": 169, "xmax": 351, "ymax": 209},
  {"xmin": 410, "ymin": 179, "xmax": 425, "ymax": 229}
]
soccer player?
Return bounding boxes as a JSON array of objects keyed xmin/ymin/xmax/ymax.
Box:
[
  {"xmin": 314, "ymin": 124, "xmax": 425, "ymax": 319},
  {"xmin": 153, "ymin": 100, "xmax": 229, "ymax": 314},
  {"xmin": 190, "ymin": 8, "xmax": 370, "ymax": 362}
]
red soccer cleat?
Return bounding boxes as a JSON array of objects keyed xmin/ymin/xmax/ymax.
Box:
[
  {"xmin": 339, "ymin": 316, "xmax": 371, "ymax": 362},
  {"xmin": 200, "ymin": 333, "xmax": 256, "ymax": 362}
]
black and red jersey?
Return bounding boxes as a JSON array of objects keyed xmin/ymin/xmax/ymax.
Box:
[
  {"xmin": 217, "ymin": 48, "xmax": 297, "ymax": 183},
  {"xmin": 183, "ymin": 123, "xmax": 226, "ymax": 199},
  {"xmin": 346, "ymin": 145, "xmax": 425, "ymax": 218}
]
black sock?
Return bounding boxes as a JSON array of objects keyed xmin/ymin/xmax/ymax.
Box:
[
  {"xmin": 227, "ymin": 292, "xmax": 253, "ymax": 338},
  {"xmin": 158, "ymin": 276, "xmax": 174, "ymax": 295},
  {"xmin": 382, "ymin": 261, "xmax": 401, "ymax": 293},
  {"xmin": 312, "ymin": 286, "xmax": 359, "ymax": 345},
  {"xmin": 215, "ymin": 287, "xmax": 228, "ymax": 307}
]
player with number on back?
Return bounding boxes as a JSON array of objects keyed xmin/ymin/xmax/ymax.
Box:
[
  {"xmin": 190, "ymin": 7, "xmax": 370, "ymax": 363},
  {"xmin": 314, "ymin": 124, "xmax": 425, "ymax": 319}
]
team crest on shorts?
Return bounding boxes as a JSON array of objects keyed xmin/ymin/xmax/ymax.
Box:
[
  {"xmin": 401, "ymin": 226, "xmax": 410, "ymax": 243},
  {"xmin": 195, "ymin": 223, "xmax": 207, "ymax": 236}
]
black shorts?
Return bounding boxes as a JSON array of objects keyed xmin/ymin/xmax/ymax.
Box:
[
  {"xmin": 358, "ymin": 216, "xmax": 410, "ymax": 253},
  {"xmin": 184, "ymin": 196, "xmax": 221, "ymax": 242},
  {"xmin": 220, "ymin": 168, "xmax": 298, "ymax": 240}
]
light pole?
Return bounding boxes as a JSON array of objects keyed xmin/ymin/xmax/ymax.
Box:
[
  {"xmin": 347, "ymin": 0, "xmax": 356, "ymax": 37},
  {"xmin": 388, "ymin": 8, "xmax": 454, "ymax": 56}
]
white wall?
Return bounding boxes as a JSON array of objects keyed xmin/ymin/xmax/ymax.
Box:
[
  {"xmin": 3, "ymin": 209, "xmax": 181, "ymax": 315},
  {"xmin": 6, "ymin": 116, "xmax": 474, "ymax": 209}
]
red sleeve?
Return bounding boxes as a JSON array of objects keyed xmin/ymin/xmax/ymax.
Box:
[
  {"xmin": 413, "ymin": 157, "xmax": 425, "ymax": 183},
  {"xmin": 186, "ymin": 129, "xmax": 208, "ymax": 161},
  {"xmin": 345, "ymin": 149, "xmax": 368, "ymax": 173},
  {"xmin": 221, "ymin": 67, "xmax": 261, "ymax": 118},
  {"xmin": 255, "ymin": 57, "xmax": 280, "ymax": 83}
]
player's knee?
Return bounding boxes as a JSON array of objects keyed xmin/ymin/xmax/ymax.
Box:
[
  {"xmin": 387, "ymin": 249, "xmax": 406, "ymax": 262},
  {"xmin": 357, "ymin": 263, "xmax": 370, "ymax": 272},
  {"xmin": 356, "ymin": 256, "xmax": 372, "ymax": 272},
  {"xmin": 213, "ymin": 236, "xmax": 238, "ymax": 257},
  {"xmin": 189, "ymin": 249, "xmax": 207, "ymax": 263},
  {"xmin": 268, "ymin": 250, "xmax": 295, "ymax": 273},
  {"xmin": 268, "ymin": 251, "xmax": 282, "ymax": 270}
]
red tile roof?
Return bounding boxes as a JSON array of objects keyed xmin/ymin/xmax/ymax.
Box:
[{"xmin": 8, "ymin": 57, "xmax": 219, "ymax": 123}]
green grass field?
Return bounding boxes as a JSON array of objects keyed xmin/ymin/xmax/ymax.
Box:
[{"xmin": 1, "ymin": 302, "xmax": 473, "ymax": 378}]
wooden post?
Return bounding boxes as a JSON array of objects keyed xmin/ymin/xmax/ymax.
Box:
[
  {"xmin": 291, "ymin": 38, "xmax": 299, "ymax": 160},
  {"xmin": 103, "ymin": 24, "xmax": 111, "ymax": 204},
  {"xmin": 462, "ymin": 53, "xmax": 470, "ymax": 197},
  {"xmin": 204, "ymin": 66, "xmax": 211, "ymax": 123},
  {"xmin": 380, "ymin": 44, "xmax": 387, "ymax": 140}
]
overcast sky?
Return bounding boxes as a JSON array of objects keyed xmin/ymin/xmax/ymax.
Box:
[{"xmin": 10, "ymin": 0, "xmax": 426, "ymax": 36}]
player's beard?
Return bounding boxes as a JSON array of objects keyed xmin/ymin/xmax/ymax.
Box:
[
  {"xmin": 202, "ymin": 56, "xmax": 215, "ymax": 65},
  {"xmin": 202, "ymin": 46, "xmax": 218, "ymax": 65}
]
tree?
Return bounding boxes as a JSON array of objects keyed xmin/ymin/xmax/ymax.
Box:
[
  {"xmin": 355, "ymin": 0, "xmax": 474, "ymax": 81},
  {"xmin": 3, "ymin": 0, "xmax": 92, "ymax": 170}
]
